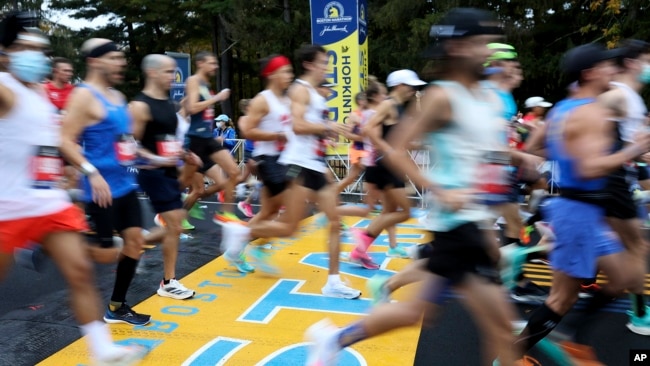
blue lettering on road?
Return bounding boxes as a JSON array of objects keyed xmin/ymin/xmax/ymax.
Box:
[
  {"xmin": 238, "ymin": 279, "xmax": 373, "ymax": 324},
  {"xmin": 300, "ymin": 252, "xmax": 394, "ymax": 279},
  {"xmin": 182, "ymin": 337, "xmax": 250, "ymax": 366},
  {"xmin": 256, "ymin": 342, "xmax": 366, "ymax": 366}
]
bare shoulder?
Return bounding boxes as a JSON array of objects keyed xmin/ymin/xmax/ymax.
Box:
[
  {"xmin": 566, "ymin": 102, "xmax": 611, "ymax": 133},
  {"xmin": 288, "ymin": 83, "xmax": 309, "ymax": 103}
]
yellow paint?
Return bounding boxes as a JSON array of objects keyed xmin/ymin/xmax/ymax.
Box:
[{"xmin": 40, "ymin": 215, "xmax": 432, "ymax": 366}]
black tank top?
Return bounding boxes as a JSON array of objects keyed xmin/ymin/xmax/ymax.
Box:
[{"xmin": 133, "ymin": 92, "xmax": 179, "ymax": 177}]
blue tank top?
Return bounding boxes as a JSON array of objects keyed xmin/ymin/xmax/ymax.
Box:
[
  {"xmin": 546, "ymin": 98, "xmax": 607, "ymax": 192},
  {"xmin": 186, "ymin": 82, "xmax": 215, "ymax": 138},
  {"xmin": 78, "ymin": 84, "xmax": 137, "ymax": 201},
  {"xmin": 494, "ymin": 88, "xmax": 517, "ymax": 121}
]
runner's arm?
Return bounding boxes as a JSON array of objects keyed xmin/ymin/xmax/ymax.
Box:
[
  {"xmin": 185, "ymin": 76, "xmax": 225, "ymax": 115},
  {"xmin": 361, "ymin": 100, "xmax": 394, "ymax": 154},
  {"xmin": 240, "ymin": 94, "xmax": 282, "ymax": 141},
  {"xmin": 0, "ymin": 82, "xmax": 15, "ymax": 118},
  {"xmin": 59, "ymin": 88, "xmax": 101, "ymax": 174},
  {"xmin": 290, "ymin": 83, "xmax": 334, "ymax": 135},
  {"xmin": 568, "ymin": 104, "xmax": 650, "ymax": 179}
]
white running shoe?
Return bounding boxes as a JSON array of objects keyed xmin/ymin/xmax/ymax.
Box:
[
  {"xmin": 95, "ymin": 344, "xmax": 149, "ymax": 366},
  {"xmin": 321, "ymin": 281, "xmax": 361, "ymax": 299},
  {"xmin": 219, "ymin": 222, "xmax": 251, "ymax": 256},
  {"xmin": 305, "ymin": 318, "xmax": 342, "ymax": 366},
  {"xmin": 157, "ymin": 279, "xmax": 195, "ymax": 300}
]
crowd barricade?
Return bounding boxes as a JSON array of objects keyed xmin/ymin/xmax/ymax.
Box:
[{"xmin": 215, "ymin": 139, "xmax": 561, "ymax": 202}]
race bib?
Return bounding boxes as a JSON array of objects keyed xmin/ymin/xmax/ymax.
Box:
[
  {"xmin": 31, "ymin": 146, "xmax": 63, "ymax": 189},
  {"xmin": 114, "ymin": 134, "xmax": 137, "ymax": 166},
  {"xmin": 156, "ymin": 134, "xmax": 182, "ymax": 158},
  {"xmin": 476, "ymin": 150, "xmax": 512, "ymax": 203},
  {"xmin": 315, "ymin": 138, "xmax": 327, "ymax": 159},
  {"xmin": 203, "ymin": 107, "xmax": 214, "ymax": 123}
]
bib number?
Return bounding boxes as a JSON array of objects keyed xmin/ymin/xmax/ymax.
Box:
[
  {"xmin": 115, "ymin": 134, "xmax": 137, "ymax": 166},
  {"xmin": 156, "ymin": 135, "xmax": 182, "ymax": 158},
  {"xmin": 476, "ymin": 151, "xmax": 511, "ymax": 203},
  {"xmin": 203, "ymin": 107, "xmax": 215, "ymax": 123},
  {"xmin": 32, "ymin": 146, "xmax": 63, "ymax": 189}
]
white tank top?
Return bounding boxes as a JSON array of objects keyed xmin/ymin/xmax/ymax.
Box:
[
  {"xmin": 279, "ymin": 79, "xmax": 329, "ymax": 172},
  {"xmin": 611, "ymin": 81, "xmax": 648, "ymax": 143},
  {"xmin": 0, "ymin": 73, "xmax": 70, "ymax": 221},
  {"xmin": 253, "ymin": 89, "xmax": 291, "ymax": 157}
]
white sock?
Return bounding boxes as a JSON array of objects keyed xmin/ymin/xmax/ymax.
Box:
[
  {"xmin": 328, "ymin": 274, "xmax": 341, "ymax": 285},
  {"xmin": 80, "ymin": 320, "xmax": 118, "ymax": 360}
]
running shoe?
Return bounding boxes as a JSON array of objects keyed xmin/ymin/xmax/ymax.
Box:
[
  {"xmin": 213, "ymin": 211, "xmax": 245, "ymax": 225},
  {"xmin": 578, "ymin": 283, "xmax": 601, "ymax": 298},
  {"xmin": 157, "ymin": 279, "xmax": 195, "ymax": 300},
  {"xmin": 627, "ymin": 306, "xmax": 650, "ymax": 335},
  {"xmin": 95, "ymin": 344, "xmax": 149, "ymax": 366},
  {"xmin": 350, "ymin": 250, "xmax": 380, "ymax": 269},
  {"xmin": 247, "ymin": 246, "xmax": 280, "ymax": 275},
  {"xmin": 386, "ymin": 245, "xmax": 409, "ymax": 258},
  {"xmin": 510, "ymin": 281, "xmax": 549, "ymax": 303},
  {"xmin": 367, "ymin": 275, "xmax": 391, "ymax": 305},
  {"xmin": 103, "ymin": 304, "xmax": 151, "ymax": 326},
  {"xmin": 305, "ymin": 318, "xmax": 341, "ymax": 366},
  {"xmin": 237, "ymin": 201, "xmax": 254, "ymax": 218},
  {"xmin": 153, "ymin": 214, "xmax": 166, "ymax": 227},
  {"xmin": 187, "ymin": 204, "xmax": 205, "ymax": 220},
  {"xmin": 519, "ymin": 225, "xmax": 535, "ymax": 246},
  {"xmin": 321, "ymin": 281, "xmax": 361, "ymax": 299},
  {"xmin": 181, "ymin": 218, "xmax": 195, "ymax": 230},
  {"xmin": 223, "ymin": 251, "xmax": 254, "ymax": 273}
]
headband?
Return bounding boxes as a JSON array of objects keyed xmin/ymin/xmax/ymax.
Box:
[
  {"xmin": 84, "ymin": 42, "xmax": 119, "ymax": 59},
  {"xmin": 16, "ymin": 33, "xmax": 50, "ymax": 46},
  {"xmin": 261, "ymin": 55, "xmax": 291, "ymax": 78}
]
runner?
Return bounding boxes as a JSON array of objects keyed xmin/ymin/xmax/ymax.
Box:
[
  {"xmin": 223, "ymin": 48, "xmax": 362, "ymax": 298},
  {"xmin": 130, "ymin": 53, "xmax": 198, "ymax": 300},
  {"xmin": 44, "ymin": 57, "xmax": 74, "ymax": 112},
  {"xmin": 597, "ymin": 39, "xmax": 650, "ymax": 334},
  {"xmin": 306, "ymin": 8, "xmax": 519, "ymax": 365},
  {"xmin": 336, "ymin": 92, "xmax": 367, "ymax": 194},
  {"xmin": 512, "ymin": 43, "xmax": 650, "ymax": 362},
  {"xmin": 348, "ymin": 69, "xmax": 426, "ymax": 268},
  {"xmin": 0, "ymin": 16, "xmax": 146, "ymax": 364},
  {"xmin": 234, "ymin": 98, "xmax": 257, "ymax": 218},
  {"xmin": 60, "ymin": 38, "xmax": 150, "ymax": 326},
  {"xmin": 182, "ymin": 51, "xmax": 240, "ymax": 222}
]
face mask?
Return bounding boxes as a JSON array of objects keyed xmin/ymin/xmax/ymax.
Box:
[
  {"xmin": 639, "ymin": 64, "xmax": 650, "ymax": 84},
  {"xmin": 8, "ymin": 50, "xmax": 51, "ymax": 84},
  {"xmin": 215, "ymin": 122, "xmax": 223, "ymax": 128}
]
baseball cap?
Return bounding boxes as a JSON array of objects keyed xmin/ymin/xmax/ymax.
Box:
[
  {"xmin": 525, "ymin": 96, "xmax": 552, "ymax": 109},
  {"xmin": 386, "ymin": 69, "xmax": 426, "ymax": 88},
  {"xmin": 487, "ymin": 43, "xmax": 517, "ymax": 61},
  {"xmin": 214, "ymin": 114, "xmax": 229, "ymax": 122},
  {"xmin": 561, "ymin": 43, "xmax": 623, "ymax": 77},
  {"xmin": 424, "ymin": 8, "xmax": 503, "ymax": 58}
]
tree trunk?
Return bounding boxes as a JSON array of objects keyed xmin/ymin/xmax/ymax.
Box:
[
  {"xmin": 215, "ymin": 14, "xmax": 233, "ymax": 118},
  {"xmin": 283, "ymin": 0, "xmax": 290, "ymax": 23}
]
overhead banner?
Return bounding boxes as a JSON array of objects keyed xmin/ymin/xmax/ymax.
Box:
[
  {"xmin": 165, "ymin": 52, "xmax": 191, "ymax": 102},
  {"xmin": 310, "ymin": 0, "xmax": 368, "ymax": 155}
]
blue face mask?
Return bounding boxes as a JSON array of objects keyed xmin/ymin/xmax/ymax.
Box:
[
  {"xmin": 8, "ymin": 50, "xmax": 51, "ymax": 83},
  {"xmin": 639, "ymin": 64, "xmax": 650, "ymax": 84}
]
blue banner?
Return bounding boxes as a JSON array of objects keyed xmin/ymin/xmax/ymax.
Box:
[{"xmin": 165, "ymin": 52, "xmax": 191, "ymax": 102}]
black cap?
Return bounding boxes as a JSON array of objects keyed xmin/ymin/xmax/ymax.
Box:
[
  {"xmin": 424, "ymin": 8, "xmax": 503, "ymax": 58},
  {"xmin": 0, "ymin": 11, "xmax": 40, "ymax": 48},
  {"xmin": 561, "ymin": 43, "xmax": 623, "ymax": 76}
]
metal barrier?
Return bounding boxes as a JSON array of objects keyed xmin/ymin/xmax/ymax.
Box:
[{"xmin": 225, "ymin": 140, "xmax": 430, "ymax": 204}]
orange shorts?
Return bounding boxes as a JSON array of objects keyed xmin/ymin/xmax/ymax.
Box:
[
  {"xmin": 350, "ymin": 148, "xmax": 368, "ymax": 165},
  {"xmin": 0, "ymin": 205, "xmax": 88, "ymax": 253}
]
